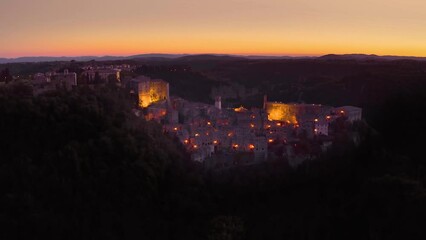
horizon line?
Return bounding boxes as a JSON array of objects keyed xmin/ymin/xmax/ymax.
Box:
[
  {"xmin": 1, "ymin": 52, "xmax": 426, "ymax": 60},
  {"xmin": 1, "ymin": 53, "xmax": 320, "ymax": 59}
]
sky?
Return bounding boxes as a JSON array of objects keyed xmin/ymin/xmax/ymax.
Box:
[{"xmin": 1, "ymin": 0, "xmax": 426, "ymax": 58}]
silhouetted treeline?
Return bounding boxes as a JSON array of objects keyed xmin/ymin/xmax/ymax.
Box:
[{"xmin": 0, "ymin": 68, "xmax": 13, "ymax": 83}]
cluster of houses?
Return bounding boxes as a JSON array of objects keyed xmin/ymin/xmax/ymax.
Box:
[
  {"xmin": 130, "ymin": 75, "xmax": 363, "ymax": 169},
  {"xmin": 32, "ymin": 70, "xmax": 78, "ymax": 94},
  {"xmin": 29, "ymin": 64, "xmax": 133, "ymax": 94}
]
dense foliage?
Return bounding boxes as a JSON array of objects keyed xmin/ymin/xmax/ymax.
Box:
[{"xmin": 0, "ymin": 84, "xmax": 198, "ymax": 239}]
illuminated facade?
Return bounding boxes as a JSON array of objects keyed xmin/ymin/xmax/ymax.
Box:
[
  {"xmin": 265, "ymin": 101, "xmax": 331, "ymax": 124},
  {"xmin": 265, "ymin": 102, "xmax": 298, "ymax": 123},
  {"xmin": 132, "ymin": 76, "xmax": 170, "ymax": 108}
]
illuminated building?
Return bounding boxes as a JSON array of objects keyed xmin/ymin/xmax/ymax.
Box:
[
  {"xmin": 234, "ymin": 106, "xmax": 248, "ymax": 112},
  {"xmin": 265, "ymin": 102, "xmax": 298, "ymax": 123},
  {"xmin": 264, "ymin": 96, "xmax": 334, "ymax": 125},
  {"xmin": 131, "ymin": 76, "xmax": 170, "ymax": 108},
  {"xmin": 145, "ymin": 106, "xmax": 167, "ymax": 121}
]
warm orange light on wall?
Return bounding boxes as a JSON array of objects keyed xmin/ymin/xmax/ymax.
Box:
[
  {"xmin": 234, "ymin": 106, "xmax": 247, "ymax": 112},
  {"xmin": 266, "ymin": 103, "xmax": 298, "ymax": 123}
]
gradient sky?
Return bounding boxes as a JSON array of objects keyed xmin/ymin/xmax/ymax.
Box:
[{"xmin": 1, "ymin": 0, "xmax": 426, "ymax": 57}]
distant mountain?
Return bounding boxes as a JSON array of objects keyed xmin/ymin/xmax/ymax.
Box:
[
  {"xmin": 0, "ymin": 53, "xmax": 310, "ymax": 64},
  {"xmin": 129, "ymin": 53, "xmax": 188, "ymax": 59},
  {"xmin": 319, "ymin": 54, "xmax": 426, "ymax": 61},
  {"xmin": 241, "ymin": 55, "xmax": 316, "ymax": 60},
  {"xmin": 0, "ymin": 56, "xmax": 122, "ymax": 64},
  {"xmin": 176, "ymin": 54, "xmax": 313, "ymax": 61},
  {"xmin": 2, "ymin": 53, "xmax": 426, "ymax": 64},
  {"xmin": 175, "ymin": 54, "xmax": 247, "ymax": 62},
  {"xmin": 0, "ymin": 54, "xmax": 188, "ymax": 64}
]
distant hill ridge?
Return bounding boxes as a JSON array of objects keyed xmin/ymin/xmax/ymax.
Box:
[
  {"xmin": 319, "ymin": 54, "xmax": 426, "ymax": 61},
  {"xmin": 1, "ymin": 53, "xmax": 425, "ymax": 64}
]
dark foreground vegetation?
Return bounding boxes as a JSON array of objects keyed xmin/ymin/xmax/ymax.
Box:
[{"xmin": 1, "ymin": 58, "xmax": 426, "ymax": 239}]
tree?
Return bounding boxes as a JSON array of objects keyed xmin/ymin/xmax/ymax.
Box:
[
  {"xmin": 0, "ymin": 68, "xmax": 13, "ymax": 83},
  {"xmin": 94, "ymin": 71, "xmax": 102, "ymax": 84},
  {"xmin": 208, "ymin": 216, "xmax": 245, "ymax": 240}
]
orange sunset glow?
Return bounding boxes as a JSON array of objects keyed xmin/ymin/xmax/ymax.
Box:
[{"xmin": 1, "ymin": 0, "xmax": 426, "ymax": 58}]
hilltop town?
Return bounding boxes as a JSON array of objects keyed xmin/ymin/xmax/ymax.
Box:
[
  {"xmin": 130, "ymin": 75, "xmax": 362, "ymax": 168},
  {"xmin": 1, "ymin": 63, "xmax": 363, "ymax": 169}
]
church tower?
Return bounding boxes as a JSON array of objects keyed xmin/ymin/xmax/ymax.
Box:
[{"xmin": 215, "ymin": 96, "xmax": 222, "ymax": 110}]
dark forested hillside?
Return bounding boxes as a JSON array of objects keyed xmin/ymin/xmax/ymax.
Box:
[
  {"xmin": 0, "ymin": 84, "xmax": 198, "ymax": 239},
  {"xmin": 2, "ymin": 59, "xmax": 426, "ymax": 239}
]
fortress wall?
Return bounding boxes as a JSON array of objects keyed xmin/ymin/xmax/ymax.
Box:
[
  {"xmin": 137, "ymin": 80, "xmax": 169, "ymax": 108},
  {"xmin": 265, "ymin": 102, "xmax": 298, "ymax": 123},
  {"xmin": 265, "ymin": 102, "xmax": 329, "ymax": 123}
]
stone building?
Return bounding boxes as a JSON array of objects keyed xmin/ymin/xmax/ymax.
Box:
[{"xmin": 131, "ymin": 76, "xmax": 170, "ymax": 108}]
